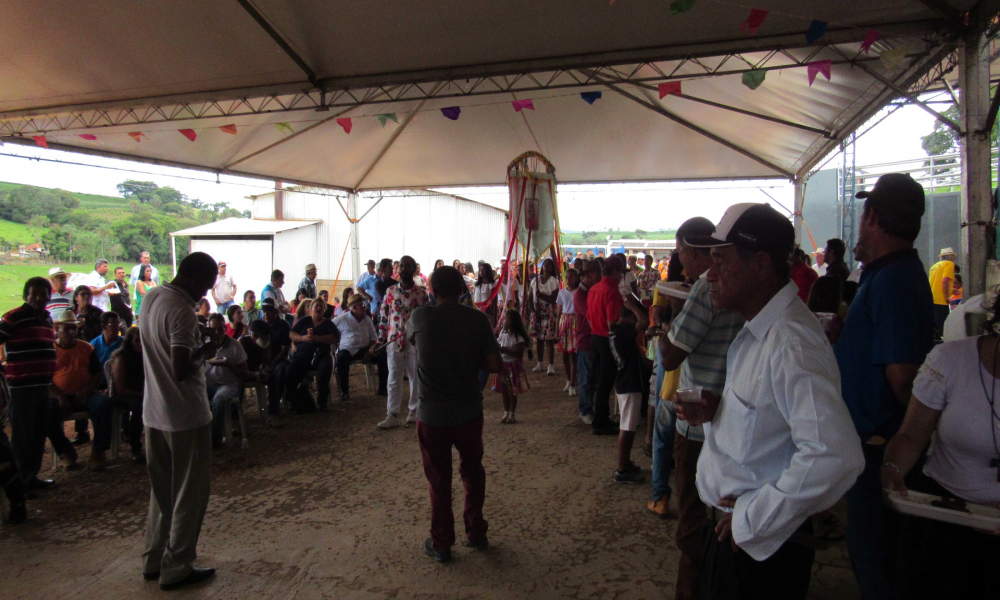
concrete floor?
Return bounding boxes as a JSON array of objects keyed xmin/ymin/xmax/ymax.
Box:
[{"xmin": 1, "ymin": 365, "xmax": 860, "ymax": 599}]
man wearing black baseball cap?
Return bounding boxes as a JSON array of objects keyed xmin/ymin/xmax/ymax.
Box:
[
  {"xmin": 677, "ymin": 203, "xmax": 863, "ymax": 599},
  {"xmin": 832, "ymin": 173, "xmax": 935, "ymax": 599}
]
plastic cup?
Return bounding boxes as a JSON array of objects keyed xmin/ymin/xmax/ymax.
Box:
[{"xmin": 677, "ymin": 386, "xmax": 704, "ymax": 422}]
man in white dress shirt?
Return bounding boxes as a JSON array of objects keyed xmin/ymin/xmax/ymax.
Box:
[
  {"xmin": 332, "ymin": 293, "xmax": 387, "ymax": 400},
  {"xmin": 679, "ymin": 203, "xmax": 864, "ymax": 600},
  {"xmin": 130, "ymin": 251, "xmax": 161, "ymax": 288},
  {"xmin": 87, "ymin": 259, "xmax": 115, "ymax": 312}
]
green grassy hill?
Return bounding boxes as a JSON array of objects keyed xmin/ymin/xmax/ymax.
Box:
[{"xmin": 0, "ymin": 219, "xmax": 38, "ymax": 245}]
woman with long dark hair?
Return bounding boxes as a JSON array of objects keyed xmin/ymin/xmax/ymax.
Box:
[
  {"xmin": 135, "ymin": 264, "xmax": 157, "ymax": 320},
  {"xmin": 73, "ymin": 285, "xmax": 103, "ymax": 342},
  {"xmin": 473, "ymin": 262, "xmax": 499, "ymax": 327},
  {"xmin": 433, "ymin": 259, "xmax": 445, "ymax": 272}
]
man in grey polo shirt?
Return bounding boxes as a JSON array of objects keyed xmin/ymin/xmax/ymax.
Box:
[{"xmin": 139, "ymin": 252, "xmax": 220, "ymax": 591}]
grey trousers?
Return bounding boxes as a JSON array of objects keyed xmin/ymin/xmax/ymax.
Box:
[{"xmin": 142, "ymin": 424, "xmax": 212, "ymax": 584}]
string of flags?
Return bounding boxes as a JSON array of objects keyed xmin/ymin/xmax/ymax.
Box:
[{"xmin": 22, "ymin": 6, "xmax": 912, "ymax": 149}]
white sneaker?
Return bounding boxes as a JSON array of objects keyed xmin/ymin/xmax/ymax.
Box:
[
  {"xmin": 569, "ymin": 386, "xmax": 577, "ymax": 396},
  {"xmin": 546, "ymin": 364, "xmax": 555, "ymax": 376},
  {"xmin": 532, "ymin": 362, "xmax": 544, "ymax": 372},
  {"xmin": 377, "ymin": 414, "xmax": 401, "ymax": 429},
  {"xmin": 562, "ymin": 381, "xmax": 570, "ymax": 392},
  {"xmin": 406, "ymin": 411, "xmax": 417, "ymax": 424},
  {"xmin": 581, "ymin": 414, "xmax": 594, "ymax": 425}
]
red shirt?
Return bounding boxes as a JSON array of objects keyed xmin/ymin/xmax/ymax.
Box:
[
  {"xmin": 790, "ymin": 261, "xmax": 819, "ymax": 303},
  {"xmin": 586, "ymin": 276, "xmax": 624, "ymax": 338},
  {"xmin": 573, "ymin": 285, "xmax": 592, "ymax": 352}
]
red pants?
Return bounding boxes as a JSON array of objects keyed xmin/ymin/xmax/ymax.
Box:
[{"xmin": 416, "ymin": 414, "xmax": 488, "ymax": 552}]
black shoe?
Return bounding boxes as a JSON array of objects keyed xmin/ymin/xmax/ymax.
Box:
[
  {"xmin": 423, "ymin": 538, "xmax": 452, "ymax": 563},
  {"xmin": 27, "ymin": 478, "xmax": 55, "ymax": 491},
  {"xmin": 132, "ymin": 452, "xmax": 147, "ymax": 465},
  {"xmin": 318, "ymin": 405, "xmax": 329, "ymax": 413},
  {"xmin": 71, "ymin": 431, "xmax": 91, "ymax": 446},
  {"xmin": 592, "ymin": 425, "xmax": 620, "ymax": 436},
  {"xmin": 8, "ymin": 500, "xmax": 27, "ymax": 524},
  {"xmin": 376, "ymin": 389, "xmax": 387, "ymax": 397},
  {"xmin": 160, "ymin": 567, "xmax": 216, "ymax": 591},
  {"xmin": 613, "ymin": 470, "xmax": 645, "ymax": 484},
  {"xmin": 340, "ymin": 392, "xmax": 350, "ymax": 402},
  {"xmin": 625, "ymin": 461, "xmax": 642, "ymax": 474},
  {"xmin": 143, "ymin": 571, "xmax": 160, "ymax": 581},
  {"xmin": 462, "ymin": 537, "xmax": 489, "ymax": 550}
]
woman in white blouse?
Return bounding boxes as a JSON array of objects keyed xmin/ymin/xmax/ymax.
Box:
[
  {"xmin": 529, "ymin": 258, "xmax": 560, "ymax": 376},
  {"xmin": 473, "ymin": 262, "xmax": 499, "ymax": 328},
  {"xmin": 882, "ymin": 321, "xmax": 1000, "ymax": 599}
]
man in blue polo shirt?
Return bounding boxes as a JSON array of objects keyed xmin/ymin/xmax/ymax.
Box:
[
  {"xmin": 90, "ymin": 311, "xmax": 123, "ymax": 367},
  {"xmin": 833, "ymin": 173, "xmax": 935, "ymax": 600}
]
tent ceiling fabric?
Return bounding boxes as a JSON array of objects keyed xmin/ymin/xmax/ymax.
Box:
[{"xmin": 0, "ymin": 1, "xmax": 991, "ymax": 189}]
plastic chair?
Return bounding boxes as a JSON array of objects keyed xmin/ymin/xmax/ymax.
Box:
[
  {"xmin": 242, "ymin": 380, "xmax": 268, "ymax": 421},
  {"xmin": 222, "ymin": 389, "xmax": 249, "ymax": 450}
]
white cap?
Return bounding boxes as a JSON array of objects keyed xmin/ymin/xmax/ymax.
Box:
[{"xmin": 48, "ymin": 266, "xmax": 67, "ymax": 277}]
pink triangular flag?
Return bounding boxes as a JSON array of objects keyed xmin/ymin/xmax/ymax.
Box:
[
  {"xmin": 658, "ymin": 82, "xmax": 683, "ymax": 98},
  {"xmin": 336, "ymin": 118, "xmax": 353, "ymax": 134},
  {"xmin": 511, "ymin": 99, "xmax": 535, "ymax": 112},
  {"xmin": 178, "ymin": 129, "xmax": 197, "ymax": 141},
  {"xmin": 33, "ymin": 136, "xmax": 48, "ymax": 149},
  {"xmin": 741, "ymin": 9, "xmax": 768, "ymax": 35},
  {"xmin": 128, "ymin": 132, "xmax": 145, "ymax": 142},
  {"xmin": 219, "ymin": 124, "xmax": 238, "ymax": 135},
  {"xmin": 861, "ymin": 30, "xmax": 880, "ymax": 54},
  {"xmin": 807, "ymin": 60, "xmax": 833, "ymax": 86},
  {"xmin": 78, "ymin": 134, "xmax": 97, "ymax": 141}
]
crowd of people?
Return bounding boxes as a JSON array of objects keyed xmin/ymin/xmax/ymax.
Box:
[{"xmin": 1, "ymin": 172, "xmax": 997, "ymax": 597}]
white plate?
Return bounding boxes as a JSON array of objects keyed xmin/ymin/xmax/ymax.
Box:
[
  {"xmin": 655, "ymin": 281, "xmax": 690, "ymax": 300},
  {"xmin": 886, "ymin": 490, "xmax": 1000, "ymax": 530}
]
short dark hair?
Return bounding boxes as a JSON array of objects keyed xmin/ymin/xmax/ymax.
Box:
[
  {"xmin": 243, "ymin": 290, "xmax": 255, "ymax": 301},
  {"xmin": 379, "ymin": 258, "xmax": 393, "ymax": 273},
  {"xmin": 825, "ymin": 239, "xmax": 846, "ymax": 261},
  {"xmin": 270, "ymin": 269, "xmax": 284, "ymax": 281},
  {"xmin": 863, "ymin": 200, "xmax": 921, "ymax": 242},
  {"xmin": 736, "ymin": 246, "xmax": 791, "ymax": 279},
  {"xmin": 23, "ymin": 276, "xmax": 52, "ymax": 299},
  {"xmin": 430, "ymin": 266, "xmax": 465, "ymax": 299},
  {"xmin": 195, "ymin": 298, "xmax": 210, "ymax": 309},
  {"xmin": 114, "ymin": 266, "xmax": 125, "ymax": 274},
  {"xmin": 177, "ymin": 252, "xmax": 217, "ymax": 282},
  {"xmin": 249, "ymin": 320, "xmax": 270, "ymax": 337},
  {"xmin": 100, "ymin": 311, "xmax": 119, "ymax": 327},
  {"xmin": 208, "ymin": 313, "xmax": 225, "ymax": 326}
]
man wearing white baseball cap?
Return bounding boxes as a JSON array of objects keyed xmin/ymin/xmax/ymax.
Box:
[{"xmin": 676, "ymin": 203, "xmax": 863, "ymax": 599}]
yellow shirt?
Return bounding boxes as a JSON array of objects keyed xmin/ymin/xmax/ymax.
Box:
[
  {"xmin": 660, "ymin": 367, "xmax": 682, "ymax": 402},
  {"xmin": 928, "ymin": 260, "xmax": 955, "ymax": 305}
]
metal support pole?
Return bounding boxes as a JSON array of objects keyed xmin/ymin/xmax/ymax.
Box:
[
  {"xmin": 171, "ymin": 236, "xmax": 177, "ymax": 279},
  {"xmin": 959, "ymin": 30, "xmax": 992, "ymax": 297},
  {"xmin": 348, "ymin": 192, "xmax": 361, "ymax": 284},
  {"xmin": 793, "ymin": 179, "xmax": 805, "ymax": 246}
]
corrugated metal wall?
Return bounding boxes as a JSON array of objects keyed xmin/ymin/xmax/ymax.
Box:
[
  {"xmin": 272, "ymin": 226, "xmax": 320, "ymax": 296},
  {"xmin": 252, "ymin": 190, "xmax": 506, "ymax": 282},
  {"xmin": 190, "ymin": 237, "xmax": 272, "ymax": 312}
]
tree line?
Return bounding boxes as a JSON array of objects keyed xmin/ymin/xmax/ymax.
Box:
[{"xmin": 0, "ymin": 180, "xmax": 248, "ymax": 263}]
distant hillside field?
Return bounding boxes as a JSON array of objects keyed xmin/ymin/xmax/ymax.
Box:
[{"xmin": 0, "ymin": 219, "xmax": 36, "ymax": 245}]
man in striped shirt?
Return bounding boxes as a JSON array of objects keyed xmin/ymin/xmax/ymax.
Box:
[
  {"xmin": 657, "ymin": 218, "xmax": 745, "ymax": 600},
  {"xmin": 45, "ymin": 267, "xmax": 74, "ymax": 322},
  {"xmin": 0, "ymin": 277, "xmax": 58, "ymax": 490}
]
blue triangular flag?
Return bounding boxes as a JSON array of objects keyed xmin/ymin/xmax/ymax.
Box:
[
  {"xmin": 580, "ymin": 91, "xmax": 603, "ymax": 105},
  {"xmin": 441, "ymin": 106, "xmax": 461, "ymax": 120},
  {"xmin": 806, "ymin": 20, "xmax": 828, "ymax": 44}
]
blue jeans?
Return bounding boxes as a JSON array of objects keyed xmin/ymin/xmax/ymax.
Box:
[
  {"xmin": 217, "ymin": 300, "xmax": 234, "ymax": 315},
  {"xmin": 846, "ymin": 444, "xmax": 898, "ymax": 600},
  {"xmin": 651, "ymin": 344, "xmax": 676, "ymax": 500},
  {"xmin": 576, "ymin": 350, "xmax": 595, "ymax": 417},
  {"xmin": 207, "ymin": 382, "xmax": 240, "ymax": 438}
]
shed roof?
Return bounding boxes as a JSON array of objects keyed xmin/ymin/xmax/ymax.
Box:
[
  {"xmin": 170, "ymin": 218, "xmax": 319, "ymax": 237},
  {"xmin": 0, "ymin": 1, "xmax": 994, "ymax": 189}
]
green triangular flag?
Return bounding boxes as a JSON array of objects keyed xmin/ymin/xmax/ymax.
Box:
[
  {"xmin": 377, "ymin": 113, "xmax": 398, "ymax": 127},
  {"xmin": 670, "ymin": 0, "xmax": 698, "ymax": 15},
  {"xmin": 742, "ymin": 69, "xmax": 766, "ymax": 90},
  {"xmin": 274, "ymin": 122, "xmax": 294, "ymax": 135}
]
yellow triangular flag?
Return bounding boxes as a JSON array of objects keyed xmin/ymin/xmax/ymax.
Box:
[
  {"xmin": 274, "ymin": 122, "xmax": 294, "ymax": 135},
  {"xmin": 880, "ymin": 47, "xmax": 907, "ymax": 70}
]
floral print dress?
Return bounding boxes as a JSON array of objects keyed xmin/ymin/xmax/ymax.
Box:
[{"xmin": 378, "ymin": 284, "xmax": 430, "ymax": 351}]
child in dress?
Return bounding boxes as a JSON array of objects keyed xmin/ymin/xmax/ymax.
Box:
[
  {"xmin": 493, "ymin": 309, "xmax": 530, "ymax": 424},
  {"xmin": 556, "ymin": 268, "xmax": 580, "ymax": 396}
]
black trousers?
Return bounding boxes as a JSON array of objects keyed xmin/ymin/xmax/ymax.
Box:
[
  {"xmin": 287, "ymin": 353, "xmax": 334, "ymax": 409},
  {"xmin": 588, "ymin": 335, "xmax": 618, "ymax": 430},
  {"xmin": 335, "ymin": 348, "xmax": 387, "ymax": 395},
  {"xmin": 701, "ymin": 516, "xmax": 814, "ymax": 600},
  {"xmin": 9, "ymin": 386, "xmax": 49, "ymax": 485}
]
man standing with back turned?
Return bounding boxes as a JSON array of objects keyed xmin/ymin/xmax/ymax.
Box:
[
  {"xmin": 140, "ymin": 252, "xmax": 220, "ymax": 590},
  {"xmin": 408, "ymin": 266, "xmax": 502, "ymax": 563},
  {"xmin": 678, "ymin": 203, "xmax": 863, "ymax": 600}
]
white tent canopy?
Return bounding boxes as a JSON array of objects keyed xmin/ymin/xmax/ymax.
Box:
[{"xmin": 0, "ymin": 1, "xmax": 993, "ymax": 190}]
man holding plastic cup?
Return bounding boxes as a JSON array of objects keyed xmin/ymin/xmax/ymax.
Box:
[{"xmin": 677, "ymin": 203, "xmax": 864, "ymax": 600}]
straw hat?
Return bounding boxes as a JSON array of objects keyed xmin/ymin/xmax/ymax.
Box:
[
  {"xmin": 48, "ymin": 266, "xmax": 68, "ymax": 278},
  {"xmin": 346, "ymin": 293, "xmax": 367, "ymax": 309},
  {"xmin": 305, "ymin": 263, "xmax": 318, "ymax": 273},
  {"xmin": 939, "ymin": 247, "xmax": 956, "ymax": 257},
  {"xmin": 54, "ymin": 311, "xmax": 79, "ymax": 326}
]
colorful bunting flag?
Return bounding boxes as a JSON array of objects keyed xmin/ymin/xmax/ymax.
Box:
[
  {"xmin": 658, "ymin": 82, "xmax": 682, "ymax": 98},
  {"xmin": 78, "ymin": 134, "xmax": 97, "ymax": 141},
  {"xmin": 274, "ymin": 122, "xmax": 294, "ymax": 135},
  {"xmin": 33, "ymin": 136, "xmax": 48, "ymax": 149},
  {"xmin": 670, "ymin": 0, "xmax": 698, "ymax": 15},
  {"xmin": 128, "ymin": 132, "xmax": 146, "ymax": 142},
  {"xmin": 179, "ymin": 129, "xmax": 197, "ymax": 141},
  {"xmin": 880, "ymin": 47, "xmax": 907, "ymax": 70},
  {"xmin": 511, "ymin": 99, "xmax": 535, "ymax": 112},
  {"xmin": 580, "ymin": 91, "xmax": 603, "ymax": 104},
  {"xmin": 441, "ymin": 107, "xmax": 461, "ymax": 121},
  {"xmin": 742, "ymin": 69, "xmax": 766, "ymax": 90},
  {"xmin": 805, "ymin": 20, "xmax": 828, "ymax": 44},
  {"xmin": 336, "ymin": 118, "xmax": 353, "ymax": 134},
  {"xmin": 741, "ymin": 9, "xmax": 768, "ymax": 35},
  {"xmin": 861, "ymin": 30, "xmax": 880, "ymax": 54},
  {"xmin": 219, "ymin": 124, "xmax": 238, "ymax": 135},
  {"xmin": 807, "ymin": 60, "xmax": 833, "ymax": 86},
  {"xmin": 377, "ymin": 113, "xmax": 398, "ymax": 127}
]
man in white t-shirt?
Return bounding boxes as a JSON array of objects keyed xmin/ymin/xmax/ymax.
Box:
[
  {"xmin": 88, "ymin": 259, "xmax": 115, "ymax": 312},
  {"xmin": 211, "ymin": 262, "xmax": 237, "ymax": 315},
  {"xmin": 139, "ymin": 252, "xmax": 220, "ymax": 591}
]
